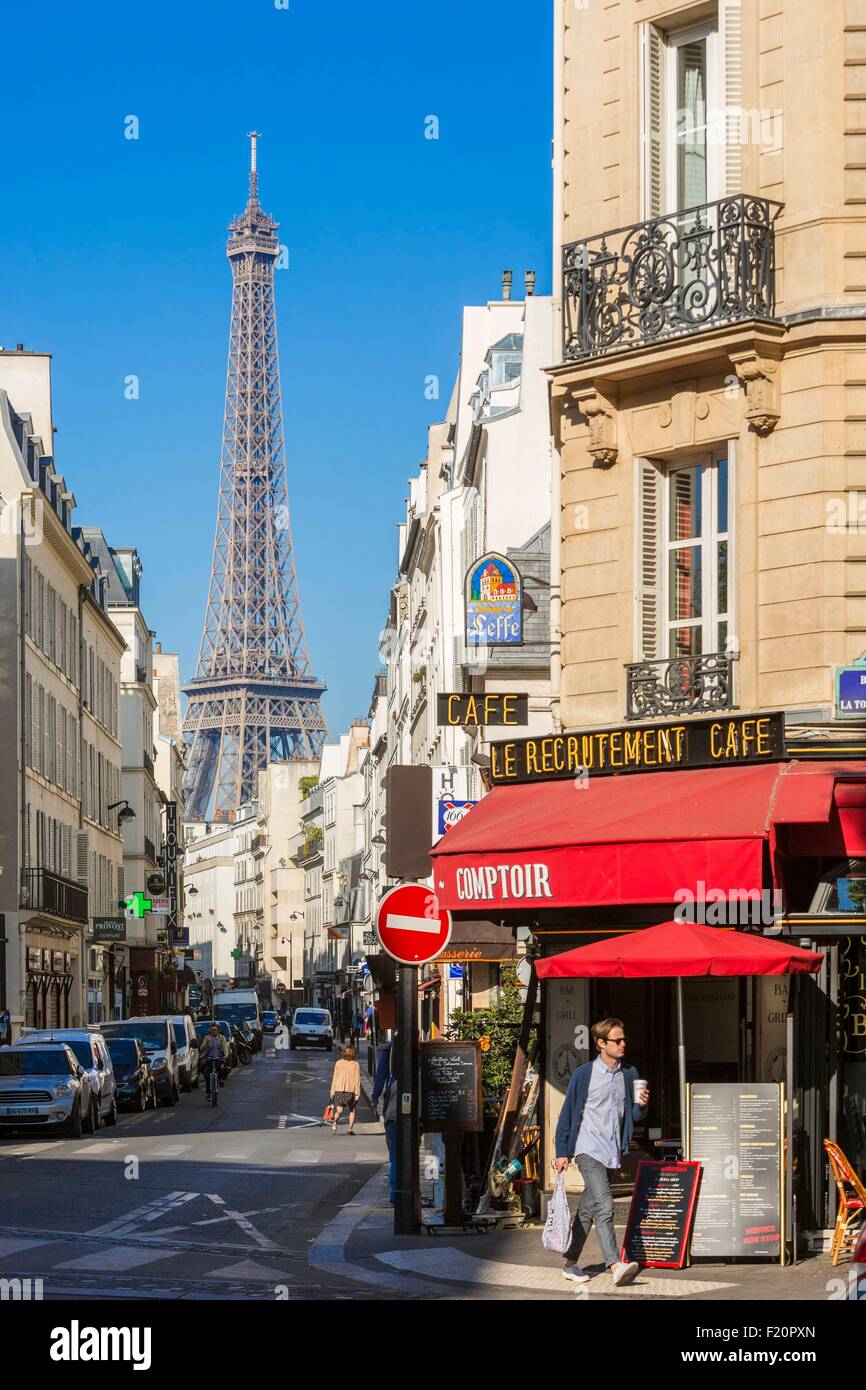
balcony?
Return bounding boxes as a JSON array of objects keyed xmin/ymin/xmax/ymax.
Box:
[
  {"xmin": 21, "ymin": 869, "xmax": 88, "ymax": 925},
  {"xmin": 144, "ymin": 836, "xmax": 157, "ymax": 864},
  {"xmin": 562, "ymin": 196, "xmax": 782, "ymax": 363},
  {"xmin": 625, "ymin": 653, "xmax": 734, "ymax": 721},
  {"xmin": 143, "ymin": 749, "xmax": 155, "ymax": 778},
  {"xmin": 135, "ymin": 663, "xmax": 148, "ymax": 684}
]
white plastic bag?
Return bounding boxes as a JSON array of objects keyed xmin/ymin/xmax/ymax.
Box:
[{"xmin": 542, "ymin": 1172, "xmax": 572, "ymax": 1253}]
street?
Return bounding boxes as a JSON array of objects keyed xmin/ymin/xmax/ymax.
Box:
[{"xmin": 0, "ymin": 1047, "xmax": 390, "ymax": 1301}]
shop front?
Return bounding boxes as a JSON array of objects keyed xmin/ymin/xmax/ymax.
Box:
[
  {"xmin": 430, "ymin": 711, "xmax": 866, "ymax": 1245},
  {"xmin": 25, "ymin": 946, "xmax": 74, "ymax": 1030}
]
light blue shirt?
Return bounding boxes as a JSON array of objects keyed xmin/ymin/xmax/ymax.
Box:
[{"xmin": 573, "ymin": 1055, "xmax": 625, "ymax": 1168}]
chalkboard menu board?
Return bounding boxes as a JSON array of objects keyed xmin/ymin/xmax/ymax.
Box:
[
  {"xmin": 688, "ymin": 1083, "xmax": 784, "ymax": 1259},
  {"xmin": 420, "ymin": 1042, "xmax": 483, "ymax": 1133},
  {"xmin": 622, "ymin": 1162, "xmax": 702, "ymax": 1268}
]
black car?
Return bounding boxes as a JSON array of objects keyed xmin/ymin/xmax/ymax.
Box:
[
  {"xmin": 262, "ymin": 1010, "xmax": 278, "ymax": 1034},
  {"xmin": 105, "ymin": 1038, "xmax": 156, "ymax": 1112},
  {"xmin": 194, "ymin": 1020, "xmax": 236, "ymax": 1071}
]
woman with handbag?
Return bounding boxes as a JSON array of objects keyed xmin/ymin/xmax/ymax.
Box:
[{"xmin": 328, "ymin": 1045, "xmax": 362, "ymax": 1135}]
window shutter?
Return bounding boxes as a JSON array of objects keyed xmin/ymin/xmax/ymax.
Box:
[
  {"xmin": 25, "ymin": 674, "xmax": 32, "ymax": 768},
  {"xmin": 640, "ymin": 23, "xmax": 665, "ymax": 217},
  {"xmin": 57, "ymin": 707, "xmax": 65, "ymax": 795},
  {"xmin": 75, "ymin": 723, "xmax": 81, "ymax": 803},
  {"xmin": 117, "ymin": 864, "xmax": 125, "ymax": 907},
  {"xmin": 76, "ymin": 830, "xmax": 89, "ymax": 886},
  {"xmin": 720, "ymin": 0, "xmax": 743, "ymax": 195},
  {"xmin": 636, "ymin": 459, "xmax": 663, "ymax": 660},
  {"xmin": 34, "ymin": 685, "xmax": 43, "ymax": 777}
]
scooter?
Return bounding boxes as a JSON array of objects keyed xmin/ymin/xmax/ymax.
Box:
[{"xmin": 231, "ymin": 1025, "xmax": 253, "ymax": 1066}]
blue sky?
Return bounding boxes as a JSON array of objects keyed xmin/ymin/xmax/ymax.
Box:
[{"xmin": 1, "ymin": 0, "xmax": 552, "ymax": 736}]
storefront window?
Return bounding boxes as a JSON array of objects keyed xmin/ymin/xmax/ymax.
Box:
[{"xmin": 840, "ymin": 935, "xmax": 866, "ymax": 1174}]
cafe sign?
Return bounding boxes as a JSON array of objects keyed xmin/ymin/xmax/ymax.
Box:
[
  {"xmin": 490, "ymin": 712, "xmax": 786, "ymax": 786},
  {"xmin": 437, "ymin": 692, "xmax": 528, "ymax": 727}
]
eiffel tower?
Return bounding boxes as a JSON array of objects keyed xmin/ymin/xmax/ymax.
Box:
[{"xmin": 183, "ymin": 133, "xmax": 327, "ymax": 822}]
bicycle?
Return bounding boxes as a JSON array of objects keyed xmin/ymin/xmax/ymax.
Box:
[{"xmin": 203, "ymin": 1059, "xmax": 221, "ymax": 1108}]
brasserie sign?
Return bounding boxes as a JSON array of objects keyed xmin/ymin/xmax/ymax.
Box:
[{"xmin": 489, "ymin": 711, "xmax": 786, "ymax": 786}]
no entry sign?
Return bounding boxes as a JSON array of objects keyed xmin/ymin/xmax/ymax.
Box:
[{"xmin": 375, "ymin": 883, "xmax": 453, "ymax": 966}]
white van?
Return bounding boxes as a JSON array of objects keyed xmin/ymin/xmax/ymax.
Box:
[{"xmin": 213, "ymin": 990, "xmax": 262, "ymax": 1052}]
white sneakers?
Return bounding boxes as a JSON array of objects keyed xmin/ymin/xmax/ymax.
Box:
[
  {"xmin": 611, "ymin": 1260, "xmax": 639, "ymax": 1287},
  {"xmin": 562, "ymin": 1265, "xmax": 591, "ymax": 1283}
]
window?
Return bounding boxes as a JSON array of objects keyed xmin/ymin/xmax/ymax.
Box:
[
  {"xmin": 640, "ymin": 5, "xmax": 741, "ymax": 218},
  {"xmin": 636, "ymin": 449, "xmax": 732, "ymax": 661}
]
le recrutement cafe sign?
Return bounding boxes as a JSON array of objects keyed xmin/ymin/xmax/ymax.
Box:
[{"xmin": 489, "ymin": 712, "xmax": 786, "ymax": 785}]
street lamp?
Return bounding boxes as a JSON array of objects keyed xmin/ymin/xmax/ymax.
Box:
[{"xmin": 108, "ymin": 800, "xmax": 136, "ymax": 825}]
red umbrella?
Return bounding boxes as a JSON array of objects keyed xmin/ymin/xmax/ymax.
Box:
[
  {"xmin": 535, "ymin": 918, "xmax": 824, "ymax": 980},
  {"xmin": 535, "ymin": 920, "xmax": 824, "ymax": 1138}
]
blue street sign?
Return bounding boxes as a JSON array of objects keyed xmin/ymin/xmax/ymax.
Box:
[
  {"xmin": 449, "ymin": 964, "xmax": 465, "ymax": 979},
  {"xmin": 835, "ymin": 665, "xmax": 866, "ymax": 720}
]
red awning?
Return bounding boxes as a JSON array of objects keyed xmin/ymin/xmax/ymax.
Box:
[{"xmin": 430, "ymin": 760, "xmax": 866, "ymax": 912}]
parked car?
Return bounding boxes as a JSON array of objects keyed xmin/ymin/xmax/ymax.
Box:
[
  {"xmin": 169, "ymin": 1015, "xmax": 200, "ymax": 1092},
  {"xmin": 290, "ymin": 1008, "xmax": 334, "ymax": 1051},
  {"xmin": 99, "ymin": 1018, "xmax": 180, "ymax": 1105},
  {"xmin": 194, "ymin": 1019, "xmax": 236, "ymax": 1071},
  {"xmin": 0, "ymin": 1043, "xmax": 95, "ymax": 1137},
  {"xmin": 19, "ymin": 1029, "xmax": 117, "ymax": 1129},
  {"xmin": 262, "ymin": 1010, "xmax": 278, "ymax": 1034},
  {"xmin": 105, "ymin": 1037, "xmax": 157, "ymax": 1111}
]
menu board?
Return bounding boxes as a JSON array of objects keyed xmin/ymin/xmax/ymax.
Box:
[
  {"xmin": 622, "ymin": 1161, "xmax": 702, "ymax": 1268},
  {"xmin": 688, "ymin": 1083, "xmax": 783, "ymax": 1258},
  {"xmin": 420, "ymin": 1042, "xmax": 483, "ymax": 1133}
]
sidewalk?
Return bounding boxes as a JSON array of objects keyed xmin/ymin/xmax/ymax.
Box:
[{"xmin": 312, "ymin": 1161, "xmax": 843, "ymax": 1301}]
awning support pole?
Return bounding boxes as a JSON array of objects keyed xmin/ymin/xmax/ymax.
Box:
[{"xmin": 676, "ymin": 975, "xmax": 687, "ymax": 1146}]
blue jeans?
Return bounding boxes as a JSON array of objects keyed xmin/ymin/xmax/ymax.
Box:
[
  {"xmin": 384, "ymin": 1117, "xmax": 397, "ymax": 1201},
  {"xmin": 564, "ymin": 1154, "xmax": 621, "ymax": 1269}
]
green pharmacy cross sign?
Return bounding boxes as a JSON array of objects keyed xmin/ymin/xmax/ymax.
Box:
[{"xmin": 123, "ymin": 892, "xmax": 152, "ymax": 919}]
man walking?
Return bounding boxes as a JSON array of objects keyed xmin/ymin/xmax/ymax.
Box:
[
  {"xmin": 554, "ymin": 1017, "xmax": 649, "ymax": 1287},
  {"xmin": 370, "ymin": 1039, "xmax": 397, "ymax": 1204}
]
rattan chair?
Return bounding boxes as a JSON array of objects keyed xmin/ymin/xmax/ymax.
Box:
[{"xmin": 823, "ymin": 1138, "xmax": 866, "ymax": 1265}]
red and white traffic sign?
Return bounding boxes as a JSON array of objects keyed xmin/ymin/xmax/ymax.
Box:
[{"xmin": 375, "ymin": 883, "xmax": 452, "ymax": 966}]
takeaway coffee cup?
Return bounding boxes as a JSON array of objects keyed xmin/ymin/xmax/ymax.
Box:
[{"xmin": 633, "ymin": 1079, "xmax": 648, "ymax": 1105}]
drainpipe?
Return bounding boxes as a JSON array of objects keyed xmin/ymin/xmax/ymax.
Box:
[
  {"xmin": 17, "ymin": 506, "xmax": 29, "ymax": 1030},
  {"xmin": 77, "ymin": 584, "xmax": 88, "ymax": 1026},
  {"xmin": 549, "ymin": 0, "xmax": 565, "ymax": 733}
]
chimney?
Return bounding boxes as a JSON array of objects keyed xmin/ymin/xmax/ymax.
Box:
[
  {"xmin": 501, "ymin": 270, "xmax": 513, "ymax": 301},
  {"xmin": 15, "ymin": 343, "xmax": 23, "ymax": 352},
  {"xmin": 524, "ymin": 270, "xmax": 536, "ymax": 297}
]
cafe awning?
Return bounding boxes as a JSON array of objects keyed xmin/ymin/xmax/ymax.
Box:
[{"xmin": 430, "ymin": 761, "xmax": 866, "ymax": 912}]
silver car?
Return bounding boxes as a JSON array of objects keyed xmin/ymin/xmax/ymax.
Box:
[
  {"xmin": 20, "ymin": 1029, "xmax": 118, "ymax": 1130},
  {"xmin": 0, "ymin": 1043, "xmax": 95, "ymax": 1138}
]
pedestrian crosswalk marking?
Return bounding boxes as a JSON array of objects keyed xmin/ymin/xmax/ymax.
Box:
[
  {"xmin": 54, "ymin": 1246, "xmax": 175, "ymax": 1273},
  {"xmin": 151, "ymin": 1145, "xmax": 191, "ymax": 1157},
  {"xmin": 209, "ymin": 1258, "xmax": 294, "ymax": 1282}
]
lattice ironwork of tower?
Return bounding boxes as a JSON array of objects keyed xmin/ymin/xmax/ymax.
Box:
[{"xmin": 182, "ymin": 133, "xmax": 327, "ymax": 822}]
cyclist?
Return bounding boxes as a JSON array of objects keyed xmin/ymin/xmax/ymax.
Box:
[{"xmin": 199, "ymin": 1024, "xmax": 228, "ymax": 1099}]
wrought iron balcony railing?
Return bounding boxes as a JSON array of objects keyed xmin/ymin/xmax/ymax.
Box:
[
  {"xmin": 21, "ymin": 868, "xmax": 88, "ymax": 925},
  {"xmin": 144, "ymin": 836, "xmax": 157, "ymax": 864},
  {"xmin": 562, "ymin": 196, "xmax": 782, "ymax": 362},
  {"xmin": 625, "ymin": 653, "xmax": 734, "ymax": 721}
]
